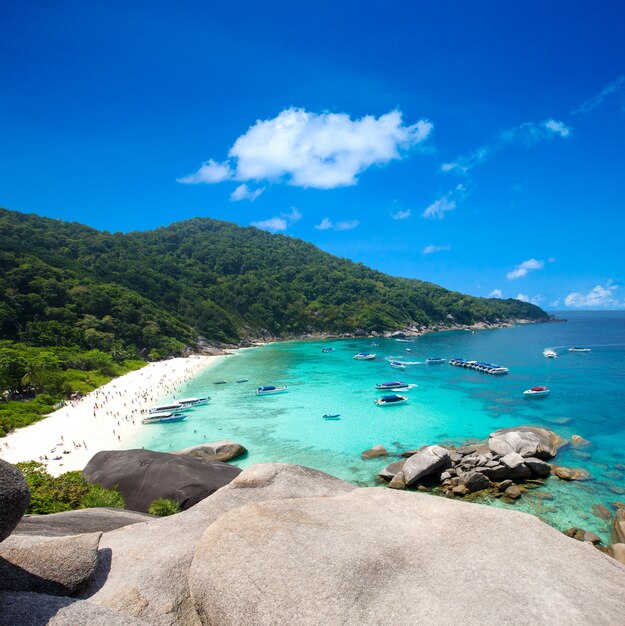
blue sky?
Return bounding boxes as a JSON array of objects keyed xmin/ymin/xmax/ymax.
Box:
[{"xmin": 1, "ymin": 1, "xmax": 624, "ymax": 309}]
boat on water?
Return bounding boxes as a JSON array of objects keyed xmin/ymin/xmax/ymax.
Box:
[
  {"xmin": 390, "ymin": 361, "xmax": 406, "ymax": 369},
  {"xmin": 395, "ymin": 338, "xmax": 410, "ymax": 343},
  {"xmin": 425, "ymin": 357, "xmax": 446, "ymax": 364},
  {"xmin": 149, "ymin": 402, "xmax": 189, "ymax": 414},
  {"xmin": 142, "ymin": 412, "xmax": 187, "ymax": 425},
  {"xmin": 370, "ymin": 341, "xmax": 380, "ymax": 347},
  {"xmin": 569, "ymin": 347, "xmax": 591, "ymax": 352},
  {"xmin": 235, "ymin": 378, "xmax": 248, "ymax": 383},
  {"xmin": 321, "ymin": 348, "xmax": 335, "ymax": 353},
  {"xmin": 449, "ymin": 358, "xmax": 509, "ymax": 375},
  {"xmin": 374, "ymin": 394, "xmax": 408, "ymax": 406},
  {"xmin": 543, "ymin": 350, "xmax": 557, "ymax": 358},
  {"xmin": 255, "ymin": 385, "xmax": 288, "ymax": 396},
  {"xmin": 375, "ymin": 381, "xmax": 409, "ymax": 390},
  {"xmin": 176, "ymin": 397, "xmax": 210, "ymax": 407},
  {"xmin": 353, "ymin": 352, "xmax": 376, "ymax": 360},
  {"xmin": 323, "ymin": 414, "xmax": 341, "ymax": 419},
  {"xmin": 213, "ymin": 380, "xmax": 228, "ymax": 384},
  {"xmin": 523, "ymin": 386, "xmax": 551, "ymax": 398}
]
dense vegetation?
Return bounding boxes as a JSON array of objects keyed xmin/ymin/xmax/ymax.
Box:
[
  {"xmin": 0, "ymin": 207, "xmax": 548, "ymax": 433},
  {"xmin": 15, "ymin": 461, "xmax": 124, "ymax": 514}
]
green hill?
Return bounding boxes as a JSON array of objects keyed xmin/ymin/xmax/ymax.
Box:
[{"xmin": 0, "ymin": 207, "xmax": 549, "ymax": 356}]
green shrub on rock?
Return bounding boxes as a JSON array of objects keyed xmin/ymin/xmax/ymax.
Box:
[{"xmin": 148, "ymin": 498, "xmax": 181, "ymax": 517}]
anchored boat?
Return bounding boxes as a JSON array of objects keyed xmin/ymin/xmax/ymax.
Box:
[
  {"xmin": 425, "ymin": 357, "xmax": 446, "ymax": 364},
  {"xmin": 449, "ymin": 358, "xmax": 509, "ymax": 375},
  {"xmin": 142, "ymin": 412, "xmax": 187, "ymax": 425},
  {"xmin": 523, "ymin": 386, "xmax": 550, "ymax": 398},
  {"xmin": 375, "ymin": 381, "xmax": 409, "ymax": 390},
  {"xmin": 255, "ymin": 385, "xmax": 288, "ymax": 396},
  {"xmin": 149, "ymin": 402, "xmax": 188, "ymax": 414},
  {"xmin": 374, "ymin": 394, "xmax": 408, "ymax": 406}
]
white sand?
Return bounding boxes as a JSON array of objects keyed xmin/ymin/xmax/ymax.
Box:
[{"xmin": 0, "ymin": 355, "xmax": 223, "ymax": 476}]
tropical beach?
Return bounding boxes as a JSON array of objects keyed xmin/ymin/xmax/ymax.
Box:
[{"xmin": 0, "ymin": 355, "xmax": 223, "ymax": 475}]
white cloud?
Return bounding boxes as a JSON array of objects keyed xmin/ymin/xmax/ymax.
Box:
[
  {"xmin": 442, "ymin": 119, "xmax": 571, "ymax": 174},
  {"xmin": 177, "ymin": 159, "xmax": 231, "ymax": 184},
  {"xmin": 422, "ymin": 244, "xmax": 451, "ymax": 255},
  {"xmin": 335, "ymin": 219, "xmax": 360, "ymax": 231},
  {"xmin": 422, "ymin": 184, "xmax": 465, "ymax": 220},
  {"xmin": 314, "ymin": 217, "xmax": 333, "ymax": 231},
  {"xmin": 180, "ymin": 108, "xmax": 433, "ymax": 190},
  {"xmin": 314, "ymin": 217, "xmax": 359, "ymax": 231},
  {"xmin": 230, "ymin": 183, "xmax": 265, "ymax": 202},
  {"xmin": 489, "ymin": 289, "xmax": 503, "ymax": 298},
  {"xmin": 506, "ymin": 258, "xmax": 545, "ymax": 280},
  {"xmin": 250, "ymin": 206, "xmax": 301, "ymax": 233},
  {"xmin": 251, "ymin": 217, "xmax": 287, "ymax": 232},
  {"xmin": 564, "ymin": 283, "xmax": 624, "ymax": 308},
  {"xmin": 573, "ymin": 75, "xmax": 625, "ymax": 115},
  {"xmin": 391, "ymin": 209, "xmax": 411, "ymax": 220},
  {"xmin": 516, "ymin": 293, "xmax": 543, "ymax": 305}
]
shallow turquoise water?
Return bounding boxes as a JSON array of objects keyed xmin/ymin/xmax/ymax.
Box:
[{"xmin": 132, "ymin": 312, "xmax": 625, "ymax": 543}]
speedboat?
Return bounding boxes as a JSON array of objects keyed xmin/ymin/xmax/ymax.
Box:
[
  {"xmin": 523, "ymin": 386, "xmax": 550, "ymax": 398},
  {"xmin": 323, "ymin": 414, "xmax": 341, "ymax": 420},
  {"xmin": 374, "ymin": 394, "xmax": 408, "ymax": 406},
  {"xmin": 213, "ymin": 380, "xmax": 228, "ymax": 384},
  {"xmin": 375, "ymin": 381, "xmax": 409, "ymax": 390},
  {"xmin": 235, "ymin": 378, "xmax": 248, "ymax": 383},
  {"xmin": 425, "ymin": 357, "xmax": 446, "ymax": 364},
  {"xmin": 390, "ymin": 361, "xmax": 406, "ymax": 369},
  {"xmin": 176, "ymin": 397, "xmax": 210, "ymax": 407},
  {"xmin": 321, "ymin": 348, "xmax": 335, "ymax": 353},
  {"xmin": 569, "ymin": 347, "xmax": 591, "ymax": 352},
  {"xmin": 353, "ymin": 352, "xmax": 376, "ymax": 360},
  {"xmin": 543, "ymin": 350, "xmax": 557, "ymax": 358},
  {"xmin": 149, "ymin": 402, "xmax": 187, "ymax": 414},
  {"xmin": 370, "ymin": 341, "xmax": 380, "ymax": 347},
  {"xmin": 142, "ymin": 412, "xmax": 187, "ymax": 425},
  {"xmin": 255, "ymin": 385, "xmax": 288, "ymax": 395}
]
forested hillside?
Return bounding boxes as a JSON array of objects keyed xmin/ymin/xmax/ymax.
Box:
[{"xmin": 1, "ymin": 207, "xmax": 548, "ymax": 355}]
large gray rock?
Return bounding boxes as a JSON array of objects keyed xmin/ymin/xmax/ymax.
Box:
[
  {"xmin": 0, "ymin": 459, "xmax": 30, "ymax": 543},
  {"xmin": 13, "ymin": 508, "xmax": 154, "ymax": 537},
  {"xmin": 83, "ymin": 449, "xmax": 242, "ymax": 512},
  {"xmin": 524, "ymin": 457, "xmax": 552, "ymax": 477},
  {"xmin": 174, "ymin": 440, "xmax": 247, "ymax": 463},
  {"xmin": 0, "ymin": 532, "xmax": 101, "ymax": 596},
  {"xmin": 189, "ymin": 488, "xmax": 625, "ymax": 625},
  {"xmin": 79, "ymin": 463, "xmax": 355, "ymax": 626},
  {"xmin": 500, "ymin": 452, "xmax": 526, "ymax": 469},
  {"xmin": 0, "ymin": 591, "xmax": 148, "ymax": 625},
  {"xmin": 458, "ymin": 471, "xmax": 491, "ymax": 493},
  {"xmin": 378, "ymin": 459, "xmax": 405, "ymax": 481},
  {"xmin": 488, "ymin": 426, "xmax": 566, "ymax": 459},
  {"xmin": 403, "ymin": 445, "xmax": 451, "ymax": 485}
]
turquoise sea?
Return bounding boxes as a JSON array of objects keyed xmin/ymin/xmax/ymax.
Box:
[{"xmin": 132, "ymin": 311, "xmax": 625, "ymax": 543}]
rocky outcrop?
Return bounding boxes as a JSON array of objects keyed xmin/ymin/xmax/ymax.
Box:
[
  {"xmin": 360, "ymin": 444, "xmax": 388, "ymax": 460},
  {"xmin": 552, "ymin": 466, "xmax": 591, "ymax": 481},
  {"xmin": 615, "ymin": 509, "xmax": 625, "ymax": 544},
  {"xmin": 174, "ymin": 441, "xmax": 247, "ymax": 463},
  {"xmin": 79, "ymin": 463, "xmax": 355, "ymax": 625},
  {"xmin": 188, "ymin": 487, "xmax": 625, "ymax": 625},
  {"xmin": 0, "ymin": 591, "xmax": 149, "ymax": 625},
  {"xmin": 378, "ymin": 459, "xmax": 405, "ymax": 481},
  {"xmin": 13, "ymin": 508, "xmax": 154, "ymax": 537},
  {"xmin": 403, "ymin": 445, "xmax": 450, "ymax": 485},
  {"xmin": 83, "ymin": 449, "xmax": 242, "ymax": 512},
  {"xmin": 0, "ymin": 532, "xmax": 101, "ymax": 595},
  {"xmin": 564, "ymin": 527, "xmax": 602, "ymax": 545},
  {"xmin": 488, "ymin": 426, "xmax": 566, "ymax": 459},
  {"xmin": 0, "ymin": 459, "xmax": 30, "ymax": 543}
]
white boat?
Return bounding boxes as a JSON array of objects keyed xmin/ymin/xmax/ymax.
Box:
[
  {"xmin": 323, "ymin": 414, "xmax": 341, "ymax": 420},
  {"xmin": 523, "ymin": 386, "xmax": 550, "ymax": 398},
  {"xmin": 370, "ymin": 341, "xmax": 380, "ymax": 347},
  {"xmin": 569, "ymin": 347, "xmax": 591, "ymax": 352},
  {"xmin": 142, "ymin": 412, "xmax": 187, "ymax": 425},
  {"xmin": 374, "ymin": 394, "xmax": 408, "ymax": 406},
  {"xmin": 149, "ymin": 402, "xmax": 187, "ymax": 414},
  {"xmin": 543, "ymin": 350, "xmax": 557, "ymax": 358},
  {"xmin": 255, "ymin": 385, "xmax": 288, "ymax": 396},
  {"xmin": 390, "ymin": 361, "xmax": 406, "ymax": 369},
  {"xmin": 176, "ymin": 397, "xmax": 210, "ymax": 407},
  {"xmin": 425, "ymin": 357, "xmax": 446, "ymax": 364},
  {"xmin": 353, "ymin": 352, "xmax": 376, "ymax": 360},
  {"xmin": 375, "ymin": 381, "xmax": 409, "ymax": 390}
]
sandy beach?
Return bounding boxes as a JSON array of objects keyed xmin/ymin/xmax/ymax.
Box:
[{"xmin": 0, "ymin": 355, "xmax": 223, "ymax": 476}]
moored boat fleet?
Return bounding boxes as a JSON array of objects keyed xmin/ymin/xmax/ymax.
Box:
[{"xmin": 449, "ymin": 358, "xmax": 509, "ymax": 375}]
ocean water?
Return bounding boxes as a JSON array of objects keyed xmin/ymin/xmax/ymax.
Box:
[{"xmin": 132, "ymin": 311, "xmax": 625, "ymax": 543}]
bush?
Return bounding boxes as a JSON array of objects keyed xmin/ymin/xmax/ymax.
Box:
[
  {"xmin": 148, "ymin": 498, "xmax": 181, "ymax": 517},
  {"xmin": 15, "ymin": 461, "xmax": 125, "ymax": 514}
]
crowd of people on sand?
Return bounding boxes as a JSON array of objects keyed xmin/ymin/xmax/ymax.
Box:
[{"xmin": 1, "ymin": 358, "xmax": 213, "ymax": 472}]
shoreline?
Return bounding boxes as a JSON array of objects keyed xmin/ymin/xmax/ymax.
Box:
[{"xmin": 0, "ymin": 355, "xmax": 225, "ymax": 476}]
